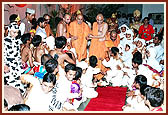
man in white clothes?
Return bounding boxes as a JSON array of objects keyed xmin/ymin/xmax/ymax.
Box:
[
  {"xmin": 35, "ymin": 17, "xmax": 47, "ymax": 41},
  {"xmin": 152, "ymin": 35, "xmax": 164, "ymax": 63}
]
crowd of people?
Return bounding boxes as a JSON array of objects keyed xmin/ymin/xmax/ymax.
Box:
[{"xmin": 3, "ymin": 7, "xmax": 165, "ymax": 112}]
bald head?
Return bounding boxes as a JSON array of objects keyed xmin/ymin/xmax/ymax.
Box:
[
  {"xmin": 96, "ymin": 13, "xmax": 104, "ymax": 24},
  {"xmin": 110, "ymin": 30, "xmax": 117, "ymax": 41},
  {"xmin": 76, "ymin": 14, "xmax": 83, "ymax": 24},
  {"xmin": 63, "ymin": 14, "xmax": 71, "ymax": 24},
  {"xmin": 96, "ymin": 13, "xmax": 104, "ymax": 19}
]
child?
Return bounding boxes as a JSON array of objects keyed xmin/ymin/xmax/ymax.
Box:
[
  {"xmin": 122, "ymin": 52, "xmax": 147, "ymax": 89},
  {"xmin": 123, "ymin": 85, "xmax": 150, "ymax": 111},
  {"xmin": 121, "ymin": 29, "xmax": 134, "ymax": 51},
  {"xmin": 56, "ymin": 64, "xmax": 82, "ymax": 111},
  {"xmin": 21, "ymin": 73, "xmax": 57, "ymax": 111},
  {"xmin": 31, "ymin": 35, "xmax": 45, "ymax": 65},
  {"xmin": 80, "ymin": 56, "xmax": 99, "ymax": 99},
  {"xmin": 144, "ymin": 47, "xmax": 164, "ymax": 89},
  {"xmin": 136, "ymin": 39, "xmax": 146, "ymax": 52},
  {"xmin": 63, "ymin": 67, "xmax": 83, "ymax": 111},
  {"xmin": 127, "ymin": 75, "xmax": 147, "ymax": 98},
  {"xmin": 21, "ymin": 33, "xmax": 34, "ymax": 70},
  {"xmin": 44, "ymin": 58, "xmax": 59, "ymax": 79},
  {"xmin": 132, "ymin": 38, "xmax": 146, "ymax": 57},
  {"xmin": 44, "ymin": 36, "xmax": 55, "ymax": 51},
  {"xmin": 132, "ymin": 28, "xmax": 139, "ymax": 42},
  {"xmin": 118, "ymin": 24, "xmax": 129, "ymax": 40},
  {"xmin": 120, "ymin": 44, "xmax": 133, "ymax": 68},
  {"xmin": 144, "ymin": 87, "xmax": 164, "ymax": 111},
  {"xmin": 49, "ymin": 36, "xmax": 76, "ymax": 69},
  {"xmin": 4, "ymin": 23, "xmax": 25, "ymax": 93},
  {"xmin": 102, "ymin": 47, "xmax": 124, "ymax": 86},
  {"xmin": 63, "ymin": 37, "xmax": 78, "ymax": 60},
  {"xmin": 131, "ymin": 54, "xmax": 154, "ymax": 86},
  {"xmin": 145, "ymin": 48, "xmax": 162, "ymax": 73},
  {"xmin": 24, "ymin": 53, "xmax": 52, "ymax": 75}
]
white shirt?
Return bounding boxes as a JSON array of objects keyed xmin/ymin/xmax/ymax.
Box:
[
  {"xmin": 19, "ymin": 22, "xmax": 25, "ymax": 35},
  {"xmin": 102, "ymin": 57, "xmax": 123, "ymax": 70},
  {"xmin": 24, "ymin": 75, "xmax": 53, "ymax": 111},
  {"xmin": 154, "ymin": 45, "xmax": 164, "ymax": 62},
  {"xmin": 36, "ymin": 26, "xmax": 47, "ymax": 41},
  {"xmin": 81, "ymin": 66, "xmax": 100, "ymax": 87},
  {"xmin": 56, "ymin": 74, "xmax": 80, "ymax": 102}
]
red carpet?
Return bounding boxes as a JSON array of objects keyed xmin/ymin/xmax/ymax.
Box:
[{"xmin": 84, "ymin": 87, "xmax": 127, "ymax": 111}]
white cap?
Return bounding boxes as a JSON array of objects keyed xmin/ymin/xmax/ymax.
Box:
[{"xmin": 26, "ymin": 8, "xmax": 35, "ymax": 14}]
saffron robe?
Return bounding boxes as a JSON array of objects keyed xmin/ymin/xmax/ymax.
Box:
[
  {"xmin": 89, "ymin": 22, "xmax": 108, "ymax": 80},
  {"xmin": 69, "ymin": 20, "xmax": 90, "ymax": 61}
]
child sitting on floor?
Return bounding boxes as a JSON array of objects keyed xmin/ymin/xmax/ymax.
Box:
[
  {"xmin": 81, "ymin": 56, "xmax": 99, "ymax": 99},
  {"xmin": 144, "ymin": 87, "xmax": 164, "ymax": 111},
  {"xmin": 120, "ymin": 44, "xmax": 133, "ymax": 68},
  {"xmin": 126, "ymin": 75, "xmax": 147, "ymax": 103},
  {"xmin": 132, "ymin": 38, "xmax": 146, "ymax": 59},
  {"xmin": 31, "ymin": 35, "xmax": 46, "ymax": 66},
  {"xmin": 24, "ymin": 54, "xmax": 52, "ymax": 75},
  {"xmin": 56, "ymin": 64, "xmax": 81, "ymax": 111},
  {"xmin": 21, "ymin": 33, "xmax": 34, "ymax": 70},
  {"xmin": 63, "ymin": 67, "xmax": 83, "ymax": 111},
  {"xmin": 123, "ymin": 85, "xmax": 150, "ymax": 111},
  {"xmin": 21, "ymin": 73, "xmax": 57, "ymax": 111},
  {"xmin": 102, "ymin": 47, "xmax": 124, "ymax": 86},
  {"xmin": 119, "ymin": 24, "xmax": 129, "ymax": 41}
]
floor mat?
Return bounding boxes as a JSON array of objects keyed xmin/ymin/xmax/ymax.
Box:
[{"xmin": 84, "ymin": 86, "xmax": 127, "ymax": 111}]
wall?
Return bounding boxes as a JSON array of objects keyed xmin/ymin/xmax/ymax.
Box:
[
  {"xmin": 117, "ymin": 4, "xmax": 142, "ymax": 15},
  {"xmin": 4, "ymin": 4, "xmax": 33, "ymax": 25},
  {"xmin": 142, "ymin": 4, "xmax": 164, "ymax": 31},
  {"xmin": 3, "ymin": 3, "xmax": 83, "ymax": 25},
  {"xmin": 142, "ymin": 4, "xmax": 164, "ymax": 19}
]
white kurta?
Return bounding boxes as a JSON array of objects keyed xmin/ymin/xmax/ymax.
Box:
[
  {"xmin": 102, "ymin": 57, "xmax": 124, "ymax": 86},
  {"xmin": 24, "ymin": 75, "xmax": 53, "ymax": 111},
  {"xmin": 80, "ymin": 66, "xmax": 100, "ymax": 98}
]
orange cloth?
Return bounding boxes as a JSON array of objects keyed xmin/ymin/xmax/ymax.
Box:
[
  {"xmin": 106, "ymin": 32, "xmax": 120, "ymax": 47},
  {"xmin": 89, "ymin": 22, "xmax": 108, "ymax": 80},
  {"xmin": 69, "ymin": 20, "xmax": 90, "ymax": 61},
  {"xmin": 89, "ymin": 22, "xmax": 108, "ymax": 59},
  {"xmin": 105, "ymin": 40, "xmax": 114, "ymax": 48},
  {"xmin": 45, "ymin": 24, "xmax": 53, "ymax": 37}
]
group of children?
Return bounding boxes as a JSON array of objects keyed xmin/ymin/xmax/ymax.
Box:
[{"xmin": 3, "ymin": 12, "xmax": 165, "ymax": 112}]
